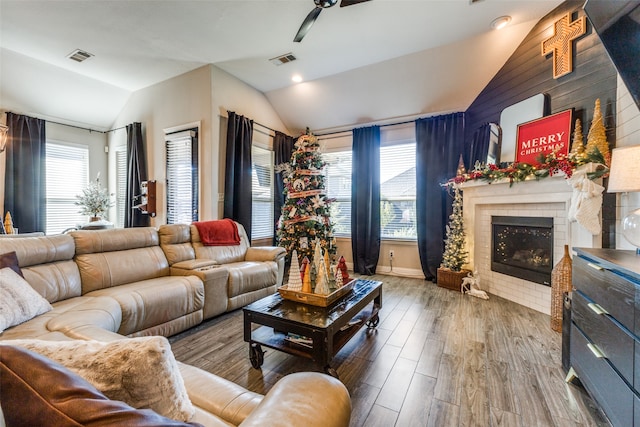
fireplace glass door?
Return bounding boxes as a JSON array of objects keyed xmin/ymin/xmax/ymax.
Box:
[{"xmin": 491, "ymin": 216, "xmax": 553, "ymax": 285}]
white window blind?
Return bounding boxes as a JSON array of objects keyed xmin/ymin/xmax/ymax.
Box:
[
  {"xmin": 166, "ymin": 130, "xmax": 198, "ymax": 224},
  {"xmin": 251, "ymin": 145, "xmax": 274, "ymax": 240},
  {"xmin": 323, "ymin": 150, "xmax": 352, "ymax": 237},
  {"xmin": 380, "ymin": 142, "xmax": 417, "ymax": 240},
  {"xmin": 115, "ymin": 149, "xmax": 127, "ymax": 228},
  {"xmin": 45, "ymin": 142, "xmax": 89, "ymax": 234}
]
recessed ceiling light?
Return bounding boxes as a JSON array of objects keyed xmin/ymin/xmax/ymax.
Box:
[
  {"xmin": 491, "ymin": 16, "xmax": 511, "ymax": 30},
  {"xmin": 292, "ymin": 74, "xmax": 303, "ymax": 83}
]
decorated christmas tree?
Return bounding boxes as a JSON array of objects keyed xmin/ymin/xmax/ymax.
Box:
[
  {"xmin": 440, "ymin": 186, "xmax": 468, "ymax": 272},
  {"xmin": 276, "ymin": 130, "xmax": 337, "ymax": 264}
]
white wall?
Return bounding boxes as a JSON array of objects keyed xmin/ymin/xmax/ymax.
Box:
[
  {"xmin": 108, "ymin": 65, "xmax": 213, "ymax": 226},
  {"xmin": 0, "ymin": 48, "xmax": 130, "ymax": 131},
  {"xmin": 614, "ymin": 74, "xmax": 640, "ymax": 250},
  {"xmin": 109, "ymin": 64, "xmax": 290, "ymax": 226}
]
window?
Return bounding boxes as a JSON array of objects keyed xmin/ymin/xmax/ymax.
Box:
[
  {"xmin": 380, "ymin": 142, "xmax": 416, "ymax": 240},
  {"xmin": 324, "ymin": 150, "xmax": 352, "ymax": 236},
  {"xmin": 115, "ymin": 149, "xmax": 127, "ymax": 228},
  {"xmin": 251, "ymin": 145, "xmax": 274, "ymax": 240},
  {"xmin": 45, "ymin": 142, "xmax": 89, "ymax": 234},
  {"xmin": 166, "ymin": 130, "xmax": 198, "ymax": 224}
]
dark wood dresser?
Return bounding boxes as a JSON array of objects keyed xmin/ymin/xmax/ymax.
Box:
[{"xmin": 570, "ymin": 248, "xmax": 640, "ymax": 427}]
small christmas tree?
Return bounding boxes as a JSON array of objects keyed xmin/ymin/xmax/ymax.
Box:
[
  {"xmin": 75, "ymin": 173, "xmax": 114, "ymax": 220},
  {"xmin": 440, "ymin": 186, "xmax": 468, "ymax": 272},
  {"xmin": 276, "ymin": 130, "xmax": 336, "ymax": 263},
  {"xmin": 569, "ymin": 118, "xmax": 586, "ymax": 161},
  {"xmin": 585, "ymin": 98, "xmax": 611, "ymax": 166}
]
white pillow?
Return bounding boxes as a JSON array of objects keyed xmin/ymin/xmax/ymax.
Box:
[
  {"xmin": 0, "ymin": 267, "xmax": 52, "ymax": 332},
  {"xmin": 2, "ymin": 336, "xmax": 195, "ymax": 422}
]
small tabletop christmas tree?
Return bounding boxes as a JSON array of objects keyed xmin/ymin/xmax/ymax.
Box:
[
  {"xmin": 585, "ymin": 98, "xmax": 610, "ymax": 167},
  {"xmin": 276, "ymin": 130, "xmax": 336, "ymax": 263},
  {"xmin": 440, "ymin": 186, "xmax": 468, "ymax": 272}
]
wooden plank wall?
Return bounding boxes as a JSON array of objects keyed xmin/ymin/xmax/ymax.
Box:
[{"xmin": 465, "ymin": 0, "xmax": 618, "ymax": 248}]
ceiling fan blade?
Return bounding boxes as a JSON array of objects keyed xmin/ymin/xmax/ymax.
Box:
[
  {"xmin": 293, "ymin": 7, "xmax": 323, "ymax": 42},
  {"xmin": 340, "ymin": 0, "xmax": 371, "ymax": 7}
]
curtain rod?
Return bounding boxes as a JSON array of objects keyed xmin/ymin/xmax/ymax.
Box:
[
  {"xmin": 314, "ymin": 109, "xmax": 459, "ymax": 137},
  {"xmin": 46, "ymin": 119, "xmax": 127, "ymax": 134},
  {"xmin": 253, "ymin": 121, "xmax": 277, "ymax": 134},
  {"xmin": 5, "ymin": 112, "xmax": 126, "ymax": 134},
  {"xmin": 315, "ymin": 119, "xmax": 415, "ymax": 137},
  {"xmin": 218, "ymin": 114, "xmax": 279, "ymax": 138}
]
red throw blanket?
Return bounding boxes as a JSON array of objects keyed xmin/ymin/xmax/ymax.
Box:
[{"xmin": 193, "ymin": 219, "xmax": 241, "ymax": 246}]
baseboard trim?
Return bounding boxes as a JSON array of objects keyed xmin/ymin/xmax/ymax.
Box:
[{"xmin": 345, "ymin": 262, "xmax": 426, "ymax": 280}]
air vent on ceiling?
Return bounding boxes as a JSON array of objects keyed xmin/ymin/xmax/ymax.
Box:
[
  {"xmin": 269, "ymin": 53, "xmax": 297, "ymax": 66},
  {"xmin": 67, "ymin": 49, "xmax": 94, "ymax": 63}
]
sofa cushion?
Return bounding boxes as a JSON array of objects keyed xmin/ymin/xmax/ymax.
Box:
[
  {"xmin": 0, "ymin": 345, "xmax": 203, "ymax": 427},
  {"xmin": 2, "ymin": 336, "xmax": 196, "ymax": 422},
  {"xmin": 0, "ymin": 251, "xmax": 23, "ymax": 277},
  {"xmin": 0, "ymin": 295, "xmax": 121, "ymax": 341},
  {"xmin": 71, "ymin": 228, "xmax": 171, "ymax": 293},
  {"xmin": 226, "ymin": 261, "xmax": 279, "ymax": 298},
  {"xmin": 0, "ymin": 267, "xmax": 52, "ymax": 333},
  {"xmin": 86, "ymin": 276, "xmax": 204, "ymax": 336},
  {"xmin": 0, "ymin": 234, "xmax": 82, "ymax": 302},
  {"xmin": 158, "ymin": 223, "xmax": 197, "ymax": 266}
]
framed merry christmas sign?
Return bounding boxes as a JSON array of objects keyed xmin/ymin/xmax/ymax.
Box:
[{"xmin": 515, "ymin": 109, "xmax": 572, "ymax": 164}]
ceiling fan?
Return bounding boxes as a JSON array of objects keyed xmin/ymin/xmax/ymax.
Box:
[{"xmin": 293, "ymin": 0, "xmax": 372, "ymax": 42}]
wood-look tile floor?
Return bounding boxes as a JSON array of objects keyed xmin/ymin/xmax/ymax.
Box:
[{"xmin": 170, "ymin": 274, "xmax": 610, "ymax": 427}]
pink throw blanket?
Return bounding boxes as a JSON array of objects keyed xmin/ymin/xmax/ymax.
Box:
[{"xmin": 194, "ymin": 219, "xmax": 240, "ymax": 246}]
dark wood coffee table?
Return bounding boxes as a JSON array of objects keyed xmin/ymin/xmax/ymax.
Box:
[{"xmin": 243, "ymin": 278, "xmax": 382, "ymax": 377}]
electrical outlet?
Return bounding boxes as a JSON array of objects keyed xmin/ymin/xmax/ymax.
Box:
[{"xmin": 389, "ymin": 250, "xmax": 394, "ymax": 259}]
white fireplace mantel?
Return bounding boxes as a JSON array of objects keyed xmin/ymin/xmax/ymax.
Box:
[{"xmin": 460, "ymin": 175, "xmax": 601, "ymax": 314}]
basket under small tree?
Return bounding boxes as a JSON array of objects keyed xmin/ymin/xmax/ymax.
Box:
[{"xmin": 437, "ymin": 186, "xmax": 470, "ymax": 290}]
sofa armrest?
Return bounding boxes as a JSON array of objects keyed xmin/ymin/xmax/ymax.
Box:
[
  {"xmin": 170, "ymin": 266, "xmax": 230, "ymax": 319},
  {"xmin": 171, "ymin": 259, "xmax": 218, "ymax": 271},
  {"xmin": 239, "ymin": 372, "xmax": 351, "ymax": 427},
  {"xmin": 245, "ymin": 246, "xmax": 286, "ymax": 263}
]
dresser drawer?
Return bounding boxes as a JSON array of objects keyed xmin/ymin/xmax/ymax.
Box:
[
  {"xmin": 572, "ymin": 290, "xmax": 635, "ymax": 384},
  {"xmin": 571, "ymin": 323, "xmax": 634, "ymax": 427},
  {"xmin": 573, "ymin": 256, "xmax": 635, "ymax": 331}
]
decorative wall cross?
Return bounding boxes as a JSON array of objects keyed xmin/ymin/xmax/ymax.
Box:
[{"xmin": 541, "ymin": 13, "xmax": 586, "ymax": 79}]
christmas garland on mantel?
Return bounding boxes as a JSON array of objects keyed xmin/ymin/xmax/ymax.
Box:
[{"xmin": 444, "ymin": 149, "xmax": 609, "ymax": 188}]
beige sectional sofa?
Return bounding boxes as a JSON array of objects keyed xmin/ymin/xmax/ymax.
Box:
[{"xmin": 0, "ymin": 225, "xmax": 351, "ymax": 427}]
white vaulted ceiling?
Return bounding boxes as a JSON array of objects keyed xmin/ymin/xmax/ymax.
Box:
[{"xmin": 0, "ymin": 0, "xmax": 562, "ymax": 132}]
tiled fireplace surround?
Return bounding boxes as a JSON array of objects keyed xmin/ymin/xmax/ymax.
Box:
[{"xmin": 461, "ymin": 176, "xmax": 601, "ymax": 315}]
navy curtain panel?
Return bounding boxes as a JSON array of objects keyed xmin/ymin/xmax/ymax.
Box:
[
  {"xmin": 351, "ymin": 125, "xmax": 381, "ymax": 275},
  {"xmin": 415, "ymin": 112, "xmax": 465, "ymax": 281},
  {"xmin": 224, "ymin": 111, "xmax": 253, "ymax": 240},
  {"xmin": 273, "ymin": 131, "xmax": 295, "ymax": 245},
  {"xmin": 125, "ymin": 122, "xmax": 149, "ymax": 228},
  {"xmin": 467, "ymin": 122, "xmax": 491, "ymax": 170},
  {"xmin": 4, "ymin": 113, "xmax": 46, "ymax": 233}
]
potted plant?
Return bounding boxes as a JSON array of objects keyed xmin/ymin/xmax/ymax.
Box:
[
  {"xmin": 437, "ymin": 186, "xmax": 471, "ymax": 291},
  {"xmin": 75, "ymin": 173, "xmax": 114, "ymax": 222}
]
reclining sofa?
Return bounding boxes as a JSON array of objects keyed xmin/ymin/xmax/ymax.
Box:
[{"xmin": 0, "ymin": 224, "xmax": 351, "ymax": 426}]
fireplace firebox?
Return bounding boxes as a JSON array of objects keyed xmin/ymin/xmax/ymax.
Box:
[{"xmin": 491, "ymin": 216, "xmax": 553, "ymax": 285}]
